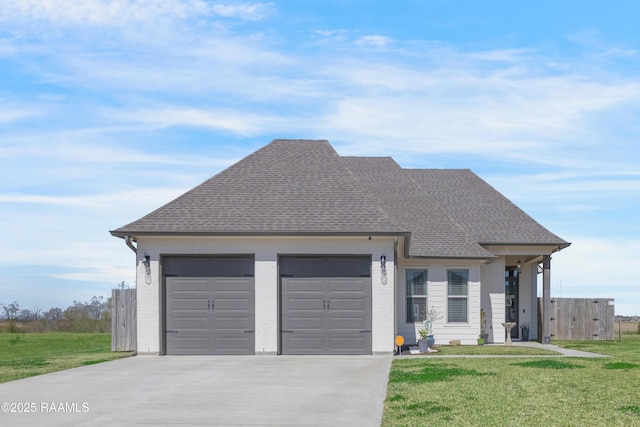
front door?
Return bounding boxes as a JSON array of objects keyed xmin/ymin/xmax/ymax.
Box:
[{"xmin": 505, "ymin": 266, "xmax": 519, "ymax": 339}]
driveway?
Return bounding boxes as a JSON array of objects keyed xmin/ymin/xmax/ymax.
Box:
[{"xmin": 0, "ymin": 355, "xmax": 392, "ymax": 426}]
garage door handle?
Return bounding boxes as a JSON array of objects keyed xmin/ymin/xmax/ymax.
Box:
[
  {"xmin": 281, "ymin": 330, "xmax": 294, "ymax": 333},
  {"xmin": 165, "ymin": 330, "xmax": 179, "ymax": 333},
  {"xmin": 244, "ymin": 330, "xmax": 254, "ymax": 333},
  {"xmin": 359, "ymin": 330, "xmax": 371, "ymax": 333}
]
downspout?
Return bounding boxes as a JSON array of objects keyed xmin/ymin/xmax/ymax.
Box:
[
  {"xmin": 124, "ymin": 236, "xmax": 137, "ymax": 253},
  {"xmin": 394, "ymin": 235, "xmax": 399, "ymax": 354}
]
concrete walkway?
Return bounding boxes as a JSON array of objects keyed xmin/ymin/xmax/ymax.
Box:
[
  {"xmin": 399, "ymin": 341, "xmax": 608, "ymax": 358},
  {"xmin": 0, "ymin": 355, "xmax": 393, "ymax": 427},
  {"xmin": 510, "ymin": 340, "xmax": 609, "ymax": 357}
]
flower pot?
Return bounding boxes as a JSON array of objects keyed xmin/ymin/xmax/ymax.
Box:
[
  {"xmin": 418, "ymin": 339, "xmax": 429, "ymax": 353},
  {"xmin": 426, "ymin": 335, "xmax": 435, "ymax": 349},
  {"xmin": 521, "ymin": 327, "xmax": 529, "ymax": 341}
]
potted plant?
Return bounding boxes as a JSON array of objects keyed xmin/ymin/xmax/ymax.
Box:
[
  {"xmin": 477, "ymin": 335, "xmax": 485, "ymax": 345},
  {"xmin": 417, "ymin": 327, "xmax": 430, "ymax": 352},
  {"xmin": 417, "ymin": 307, "xmax": 443, "ymax": 353},
  {"xmin": 480, "ymin": 308, "xmax": 489, "ymax": 343},
  {"xmin": 521, "ymin": 323, "xmax": 529, "ymax": 341}
]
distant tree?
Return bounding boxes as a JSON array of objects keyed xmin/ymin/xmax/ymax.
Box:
[
  {"xmin": 88, "ymin": 296, "xmax": 107, "ymax": 321},
  {"xmin": 45, "ymin": 307, "xmax": 64, "ymax": 322},
  {"xmin": 117, "ymin": 281, "xmax": 131, "ymax": 290},
  {"xmin": 44, "ymin": 307, "xmax": 64, "ymax": 331},
  {"xmin": 19, "ymin": 309, "xmax": 33, "ymax": 322},
  {"xmin": 1, "ymin": 301, "xmax": 20, "ymax": 332},
  {"xmin": 1, "ymin": 301, "xmax": 20, "ymax": 320},
  {"xmin": 32, "ymin": 306, "xmax": 42, "ymax": 321}
]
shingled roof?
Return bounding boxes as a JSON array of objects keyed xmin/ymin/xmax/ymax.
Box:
[{"xmin": 111, "ymin": 139, "xmax": 569, "ymax": 259}]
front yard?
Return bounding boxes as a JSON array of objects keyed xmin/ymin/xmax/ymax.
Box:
[
  {"xmin": 383, "ymin": 334, "xmax": 640, "ymax": 426},
  {"xmin": 0, "ymin": 333, "xmax": 130, "ymax": 384}
]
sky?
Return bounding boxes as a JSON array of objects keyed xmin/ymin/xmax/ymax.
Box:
[{"xmin": 1, "ymin": 1, "xmax": 639, "ymax": 316}]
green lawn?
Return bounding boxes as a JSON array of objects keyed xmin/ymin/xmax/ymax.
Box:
[
  {"xmin": 0, "ymin": 333, "xmax": 131, "ymax": 384},
  {"xmin": 383, "ymin": 335, "xmax": 640, "ymax": 426}
]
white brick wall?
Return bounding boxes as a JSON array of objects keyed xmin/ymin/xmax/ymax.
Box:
[{"xmin": 135, "ymin": 236, "xmax": 395, "ymax": 355}]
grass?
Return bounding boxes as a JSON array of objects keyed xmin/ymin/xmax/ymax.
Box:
[
  {"xmin": 383, "ymin": 334, "xmax": 640, "ymax": 426},
  {"xmin": 429, "ymin": 345, "xmax": 560, "ymax": 356},
  {"xmin": 0, "ymin": 332, "xmax": 131, "ymax": 384}
]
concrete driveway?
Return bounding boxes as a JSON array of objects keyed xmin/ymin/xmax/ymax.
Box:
[{"xmin": 0, "ymin": 355, "xmax": 392, "ymax": 426}]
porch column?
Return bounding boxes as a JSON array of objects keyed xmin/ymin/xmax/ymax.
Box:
[{"xmin": 542, "ymin": 255, "xmax": 551, "ymax": 345}]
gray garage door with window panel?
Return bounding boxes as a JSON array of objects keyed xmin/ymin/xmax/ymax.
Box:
[
  {"xmin": 164, "ymin": 256, "xmax": 255, "ymax": 355},
  {"xmin": 280, "ymin": 256, "xmax": 372, "ymax": 355}
]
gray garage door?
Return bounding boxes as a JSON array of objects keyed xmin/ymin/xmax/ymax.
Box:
[
  {"xmin": 280, "ymin": 256, "xmax": 372, "ymax": 355},
  {"xmin": 164, "ymin": 257, "xmax": 255, "ymax": 355}
]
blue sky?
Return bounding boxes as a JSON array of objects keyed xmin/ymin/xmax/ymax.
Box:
[{"xmin": 1, "ymin": 1, "xmax": 638, "ymax": 315}]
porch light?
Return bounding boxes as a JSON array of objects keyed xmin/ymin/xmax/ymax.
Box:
[
  {"xmin": 380, "ymin": 255, "xmax": 387, "ymax": 284},
  {"xmin": 517, "ymin": 259, "xmax": 522, "ymax": 272},
  {"xmin": 142, "ymin": 255, "xmax": 152, "ymax": 284}
]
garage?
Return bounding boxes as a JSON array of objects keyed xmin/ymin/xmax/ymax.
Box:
[
  {"xmin": 164, "ymin": 256, "xmax": 255, "ymax": 355},
  {"xmin": 280, "ymin": 256, "xmax": 372, "ymax": 355}
]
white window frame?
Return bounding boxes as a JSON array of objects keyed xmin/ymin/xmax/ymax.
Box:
[
  {"xmin": 405, "ymin": 268, "xmax": 428, "ymax": 323},
  {"xmin": 447, "ymin": 269, "xmax": 469, "ymax": 323}
]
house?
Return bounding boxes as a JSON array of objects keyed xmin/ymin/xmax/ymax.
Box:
[{"xmin": 110, "ymin": 139, "xmax": 570, "ymax": 355}]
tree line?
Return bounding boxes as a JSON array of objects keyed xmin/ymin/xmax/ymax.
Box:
[{"xmin": 1, "ymin": 295, "xmax": 111, "ymax": 333}]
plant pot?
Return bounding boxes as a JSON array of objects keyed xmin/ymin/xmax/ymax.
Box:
[
  {"xmin": 481, "ymin": 333, "xmax": 489, "ymax": 342},
  {"xmin": 418, "ymin": 339, "xmax": 429, "ymax": 353},
  {"xmin": 426, "ymin": 335, "xmax": 435, "ymax": 349},
  {"xmin": 521, "ymin": 327, "xmax": 529, "ymax": 341}
]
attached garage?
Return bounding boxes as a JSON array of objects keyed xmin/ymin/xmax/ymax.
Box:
[
  {"xmin": 280, "ymin": 256, "xmax": 372, "ymax": 355},
  {"xmin": 164, "ymin": 256, "xmax": 255, "ymax": 355}
]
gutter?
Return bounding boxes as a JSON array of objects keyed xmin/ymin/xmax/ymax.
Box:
[{"xmin": 124, "ymin": 236, "xmax": 137, "ymax": 254}]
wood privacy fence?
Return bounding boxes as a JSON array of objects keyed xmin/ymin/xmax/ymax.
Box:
[
  {"xmin": 111, "ymin": 288, "xmax": 137, "ymax": 351},
  {"xmin": 538, "ymin": 297, "xmax": 614, "ymax": 341}
]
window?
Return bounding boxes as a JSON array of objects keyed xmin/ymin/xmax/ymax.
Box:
[
  {"xmin": 447, "ymin": 269, "xmax": 468, "ymax": 323},
  {"xmin": 406, "ymin": 269, "xmax": 427, "ymax": 322}
]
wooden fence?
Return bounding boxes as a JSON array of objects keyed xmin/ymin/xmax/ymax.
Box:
[
  {"xmin": 111, "ymin": 288, "xmax": 137, "ymax": 351},
  {"xmin": 538, "ymin": 297, "xmax": 614, "ymax": 341}
]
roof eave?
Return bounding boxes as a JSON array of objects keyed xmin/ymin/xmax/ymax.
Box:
[
  {"xmin": 110, "ymin": 230, "xmax": 412, "ymax": 239},
  {"xmin": 480, "ymin": 241, "xmax": 572, "ymax": 251},
  {"xmin": 405, "ymin": 254, "xmax": 498, "ymax": 262}
]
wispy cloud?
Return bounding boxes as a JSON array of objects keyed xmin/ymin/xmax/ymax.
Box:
[
  {"xmin": 355, "ymin": 35, "xmax": 393, "ymax": 48},
  {"xmin": 106, "ymin": 106, "xmax": 295, "ymax": 136},
  {"xmin": 0, "ymin": 0, "xmax": 274, "ymax": 28},
  {"xmin": 0, "ymin": 106, "xmax": 40, "ymax": 123}
]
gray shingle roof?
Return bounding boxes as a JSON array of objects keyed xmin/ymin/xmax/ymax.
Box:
[
  {"xmin": 112, "ymin": 140, "xmax": 403, "ymax": 235},
  {"xmin": 111, "ymin": 139, "xmax": 569, "ymax": 258}
]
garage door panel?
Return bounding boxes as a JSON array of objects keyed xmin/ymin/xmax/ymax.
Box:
[
  {"xmin": 213, "ymin": 336, "xmax": 253, "ymax": 353},
  {"xmin": 285, "ymin": 316, "xmax": 324, "ymax": 330},
  {"xmin": 327, "ymin": 336, "xmax": 370, "ymax": 354},
  {"xmin": 165, "ymin": 257, "xmax": 255, "ymax": 355},
  {"xmin": 284, "ymin": 278, "xmax": 324, "ymax": 291},
  {"xmin": 280, "ymin": 257, "xmax": 372, "ymax": 355},
  {"xmin": 284, "ymin": 336, "xmax": 325, "ymax": 354},
  {"xmin": 328, "ymin": 317, "xmax": 366, "ymax": 330},
  {"xmin": 171, "ymin": 317, "xmax": 209, "ymax": 331},
  {"xmin": 287, "ymin": 298, "xmax": 324, "ymax": 310},
  {"xmin": 171, "ymin": 337, "xmax": 210, "ymax": 354}
]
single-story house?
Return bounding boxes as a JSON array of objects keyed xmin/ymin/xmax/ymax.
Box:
[{"xmin": 110, "ymin": 139, "xmax": 570, "ymax": 355}]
